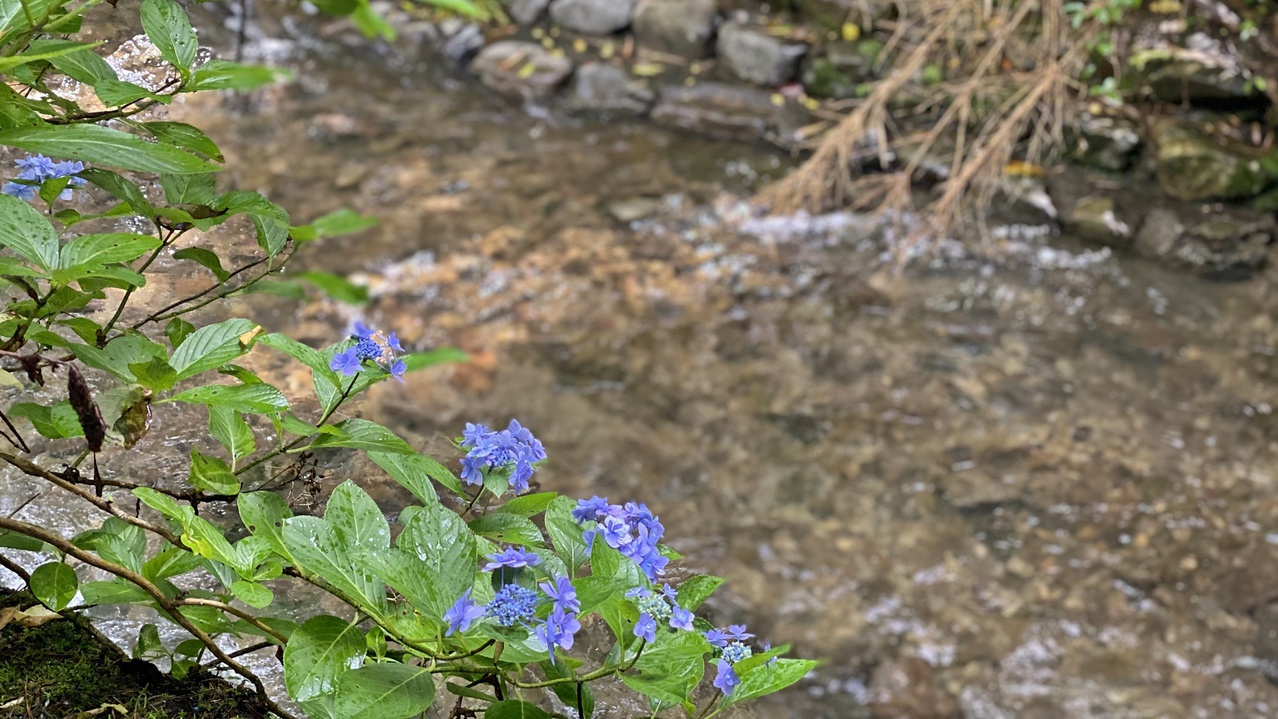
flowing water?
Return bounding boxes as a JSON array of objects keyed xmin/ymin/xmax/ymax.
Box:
[{"xmin": 6, "ymin": 7, "xmax": 1278, "ymax": 718}]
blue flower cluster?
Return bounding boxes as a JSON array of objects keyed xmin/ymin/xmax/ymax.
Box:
[
  {"xmin": 329, "ymin": 321, "xmax": 406, "ymax": 381},
  {"xmin": 625, "ymin": 584, "xmax": 694, "ymax": 644},
  {"xmin": 443, "ymin": 547, "xmax": 582, "ymax": 665},
  {"xmin": 2, "ymin": 154, "xmax": 85, "ymax": 202},
  {"xmin": 704, "ymin": 624, "xmax": 771, "ymax": 697},
  {"xmin": 572, "ymin": 496, "xmax": 669, "ymax": 581},
  {"xmin": 458, "ymin": 420, "xmax": 546, "ymax": 495}
]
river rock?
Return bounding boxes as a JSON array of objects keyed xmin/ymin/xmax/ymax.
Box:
[
  {"xmin": 1073, "ymin": 112, "xmax": 1141, "ymax": 172},
  {"xmin": 651, "ymin": 82, "xmax": 801, "ymax": 142},
  {"xmin": 716, "ymin": 20, "xmax": 808, "ymax": 86},
  {"xmin": 565, "ymin": 61, "xmax": 655, "ymax": 116},
  {"xmin": 802, "ymin": 40, "xmax": 880, "ymax": 99},
  {"xmin": 1131, "ymin": 33, "xmax": 1266, "ymax": 108},
  {"xmin": 868, "ymin": 658, "xmax": 960, "ymax": 719},
  {"xmin": 1063, "ymin": 196, "xmax": 1131, "ymax": 244},
  {"xmin": 1134, "ymin": 206, "xmax": 1275, "ymax": 277},
  {"xmin": 471, "ymin": 41, "xmax": 574, "ymax": 99},
  {"xmin": 440, "ymin": 21, "xmax": 484, "ymax": 65},
  {"xmin": 548, "ymin": 0, "xmax": 638, "ymax": 35},
  {"xmin": 505, "ymin": 0, "xmax": 549, "ymax": 25},
  {"xmin": 1152, "ymin": 119, "xmax": 1274, "ymax": 201},
  {"xmin": 632, "ymin": 0, "xmax": 718, "ymax": 59}
]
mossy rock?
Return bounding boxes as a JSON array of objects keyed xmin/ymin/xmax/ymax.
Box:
[
  {"xmin": 802, "ymin": 40, "xmax": 881, "ymax": 99},
  {"xmin": 0, "ymin": 590, "xmax": 270, "ymax": 718},
  {"xmin": 1152, "ymin": 119, "xmax": 1276, "ymax": 201}
]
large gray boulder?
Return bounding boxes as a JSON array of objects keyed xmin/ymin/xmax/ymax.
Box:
[
  {"xmin": 471, "ymin": 41, "xmax": 574, "ymax": 99},
  {"xmin": 632, "ymin": 0, "xmax": 718, "ymax": 59},
  {"xmin": 716, "ymin": 20, "xmax": 807, "ymax": 86},
  {"xmin": 548, "ymin": 0, "xmax": 638, "ymax": 35}
]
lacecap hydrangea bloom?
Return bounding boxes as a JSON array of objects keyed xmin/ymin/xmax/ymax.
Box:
[
  {"xmin": 458, "ymin": 419, "xmax": 546, "ymax": 494},
  {"xmin": 573, "ymin": 496, "xmax": 669, "ymax": 581},
  {"xmin": 329, "ymin": 321, "xmax": 406, "ymax": 380},
  {"xmin": 2, "ymin": 154, "xmax": 85, "ymax": 202}
]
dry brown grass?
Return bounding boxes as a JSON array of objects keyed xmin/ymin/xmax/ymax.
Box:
[{"xmin": 759, "ymin": 0, "xmax": 1096, "ymax": 257}]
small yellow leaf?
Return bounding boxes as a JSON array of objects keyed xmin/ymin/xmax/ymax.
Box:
[
  {"xmin": 549, "ymin": 48, "xmax": 565, "ymax": 58},
  {"xmin": 531, "ymin": 27, "xmax": 545, "ymax": 39},
  {"xmin": 631, "ymin": 63, "xmax": 665, "ymax": 77},
  {"xmin": 573, "ymin": 38, "xmax": 587, "ymax": 53},
  {"xmin": 517, "ymin": 62, "xmax": 537, "ymax": 79},
  {"xmin": 238, "ymin": 325, "xmax": 264, "ymax": 347},
  {"xmin": 1149, "ymin": 0, "xmax": 1181, "ymax": 13},
  {"xmin": 600, "ymin": 41, "xmax": 615, "ymax": 59},
  {"xmin": 689, "ymin": 62, "xmax": 702, "ymax": 75},
  {"xmin": 684, "ymin": 76, "xmax": 697, "ymax": 86},
  {"xmin": 0, "ymin": 370, "xmax": 21, "ymax": 388},
  {"xmin": 842, "ymin": 22, "xmax": 861, "ymax": 42},
  {"xmin": 1004, "ymin": 161, "xmax": 1046, "ymax": 177},
  {"xmin": 770, "ymin": 93, "xmax": 785, "ymax": 107},
  {"xmin": 803, "ymin": 97, "xmax": 820, "ymax": 110},
  {"xmin": 540, "ymin": 37, "xmax": 555, "ymax": 50}
]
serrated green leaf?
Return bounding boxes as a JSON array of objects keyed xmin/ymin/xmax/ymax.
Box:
[
  {"xmin": 308, "ymin": 418, "xmax": 413, "ymax": 454},
  {"xmin": 167, "ymin": 382, "xmax": 287, "ymax": 413},
  {"xmin": 29, "ymin": 561, "xmax": 77, "ymax": 611},
  {"xmin": 332, "ymin": 662, "xmax": 435, "ymax": 719},
  {"xmin": 171, "ymin": 247, "xmax": 229, "ymax": 281},
  {"xmin": 133, "ymin": 623, "xmax": 164, "ymax": 659},
  {"xmin": 80, "ymin": 578, "xmax": 151, "ymax": 605},
  {"xmin": 283, "ymin": 515, "xmax": 387, "ymax": 619},
  {"xmin": 724, "ymin": 658, "xmax": 818, "ymax": 705},
  {"xmin": 230, "ymin": 579, "xmax": 273, "ymax": 608},
  {"xmin": 368, "ymin": 451, "xmax": 464, "ymax": 502},
  {"xmin": 159, "ymin": 173, "xmax": 218, "ymax": 205},
  {"xmin": 168, "ymin": 317, "xmax": 256, "ymax": 380},
  {"xmin": 0, "ymin": 124, "xmax": 217, "ymax": 174},
  {"xmin": 69, "ymin": 335, "xmax": 167, "ymax": 382},
  {"xmin": 188, "ymin": 60, "xmax": 289, "ymax": 91},
  {"xmin": 283, "ymin": 615, "xmax": 365, "ymax": 703},
  {"xmin": 209, "ymin": 405, "xmax": 254, "ymax": 463},
  {"xmin": 140, "ymin": 0, "xmax": 197, "ymax": 72},
  {"xmin": 78, "ymin": 168, "xmax": 153, "ymax": 216},
  {"xmin": 189, "ymin": 449, "xmax": 240, "ymax": 495},
  {"xmin": 675, "ymin": 575, "xmax": 724, "ymax": 612},
  {"xmin": 141, "ymin": 121, "xmax": 223, "ymax": 161},
  {"xmin": 58, "ymin": 233, "xmax": 161, "ymax": 269},
  {"xmin": 143, "ymin": 546, "xmax": 202, "ymax": 582},
  {"xmin": 485, "ymin": 701, "xmax": 553, "ymax": 719},
  {"xmin": 495, "ymin": 492, "xmax": 556, "ymax": 518},
  {"xmin": 166, "ymin": 317, "xmax": 195, "ymax": 348},
  {"xmin": 127, "ymin": 356, "xmax": 176, "ymax": 392},
  {"xmin": 9, "ymin": 401, "xmax": 84, "ymax": 439},
  {"xmin": 0, "ymin": 193, "xmax": 59, "ymax": 271},
  {"xmin": 238, "ymin": 491, "xmax": 294, "ymax": 563},
  {"xmin": 467, "ymin": 513, "xmax": 544, "ymax": 547}
]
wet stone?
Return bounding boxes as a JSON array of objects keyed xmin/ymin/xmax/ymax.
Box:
[
  {"xmin": 1063, "ymin": 196, "xmax": 1131, "ymax": 244},
  {"xmin": 471, "ymin": 41, "xmax": 574, "ymax": 99},
  {"xmin": 632, "ymin": 0, "xmax": 719, "ymax": 59},
  {"xmin": 506, "ymin": 0, "xmax": 550, "ymax": 25},
  {"xmin": 566, "ymin": 61, "xmax": 655, "ymax": 116},
  {"xmin": 1132, "ymin": 33, "xmax": 1267, "ymax": 109},
  {"xmin": 716, "ymin": 20, "xmax": 808, "ymax": 86},
  {"xmin": 548, "ymin": 0, "xmax": 638, "ymax": 35},
  {"xmin": 651, "ymin": 82, "xmax": 800, "ymax": 142},
  {"xmin": 1152, "ymin": 118, "xmax": 1274, "ymax": 201},
  {"xmin": 1074, "ymin": 112, "xmax": 1142, "ymax": 172}
]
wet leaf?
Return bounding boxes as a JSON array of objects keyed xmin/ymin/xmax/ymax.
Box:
[{"xmin": 29, "ymin": 561, "xmax": 78, "ymax": 611}]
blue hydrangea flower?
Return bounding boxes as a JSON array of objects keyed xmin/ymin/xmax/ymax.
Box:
[
  {"xmin": 353, "ymin": 321, "xmax": 375, "ymax": 339},
  {"xmin": 670, "ymin": 606, "xmax": 694, "ymax": 631},
  {"xmin": 483, "ymin": 547, "xmax": 542, "ymax": 571},
  {"xmin": 387, "ymin": 358, "xmax": 407, "ymax": 382},
  {"xmin": 634, "ymin": 612, "xmax": 657, "ymax": 643},
  {"xmin": 534, "ymin": 605, "xmax": 580, "ymax": 665},
  {"xmin": 457, "ymin": 420, "xmax": 546, "ymax": 496},
  {"xmin": 486, "ymin": 584, "xmax": 539, "ymax": 627},
  {"xmin": 330, "ymin": 347, "xmax": 362, "ymax": 375},
  {"xmin": 354, "ymin": 337, "xmax": 381, "ymax": 360},
  {"xmin": 713, "ymin": 659, "xmax": 740, "ymax": 696},
  {"xmin": 705, "ymin": 628, "xmax": 729, "ymax": 648},
  {"xmin": 572, "ymin": 496, "xmax": 610, "ymax": 524},
  {"xmin": 444, "ymin": 588, "xmax": 485, "ymax": 635},
  {"xmin": 725, "ymin": 624, "xmax": 754, "ymax": 641},
  {"xmin": 637, "ymin": 593, "xmax": 672, "ymax": 623},
  {"xmin": 539, "ymin": 576, "xmax": 580, "ymax": 614},
  {"xmin": 722, "ymin": 641, "xmax": 752, "ymax": 664},
  {"xmin": 600, "ymin": 516, "xmax": 632, "ymax": 548},
  {"xmin": 3, "ymin": 154, "xmax": 85, "ymax": 203}
]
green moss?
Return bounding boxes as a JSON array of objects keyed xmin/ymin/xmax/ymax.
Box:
[{"xmin": 0, "ymin": 590, "xmax": 271, "ymax": 719}]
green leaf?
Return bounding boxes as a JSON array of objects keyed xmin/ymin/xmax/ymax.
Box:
[
  {"xmin": 283, "ymin": 516, "xmax": 388, "ymax": 618},
  {"xmin": 675, "ymin": 575, "xmax": 724, "ymax": 612},
  {"xmin": 495, "ymin": 492, "xmax": 556, "ymax": 518},
  {"xmin": 0, "ymin": 0, "xmax": 69, "ymax": 38},
  {"xmin": 467, "ymin": 513, "xmax": 543, "ymax": 547},
  {"xmin": 95, "ymin": 79, "xmax": 168, "ymax": 107},
  {"xmin": 133, "ymin": 486, "xmax": 191, "ymax": 524},
  {"xmin": 485, "ymin": 701, "xmax": 553, "ymax": 719},
  {"xmin": 401, "ymin": 347, "xmax": 468, "ymax": 372},
  {"xmin": 541, "ymin": 660, "xmax": 594, "ymax": 719},
  {"xmin": 70, "ymin": 335, "xmax": 167, "ymax": 382},
  {"xmin": 0, "ymin": 530, "xmax": 46, "ymax": 552},
  {"xmin": 168, "ymin": 317, "xmax": 257, "ymax": 380},
  {"xmin": 230, "ymin": 579, "xmax": 273, "ymax": 608},
  {"xmin": 238, "ymin": 491, "xmax": 294, "ymax": 563},
  {"xmin": 167, "ymin": 383, "xmax": 288, "ymax": 413},
  {"xmin": 0, "ymin": 193, "xmax": 59, "ymax": 271},
  {"xmin": 128, "ymin": 356, "xmax": 177, "ymax": 392},
  {"xmin": 368, "ymin": 451, "xmax": 462, "ymax": 502},
  {"xmin": 332, "ymin": 662, "xmax": 435, "ymax": 719},
  {"xmin": 189, "ymin": 449, "xmax": 240, "ymax": 495},
  {"xmin": 9, "ymin": 401, "xmax": 84, "ymax": 439},
  {"xmin": 295, "ymin": 271, "xmax": 369, "ymax": 305},
  {"xmin": 179, "ymin": 515, "xmax": 244, "ymax": 572},
  {"xmin": 140, "ymin": 0, "xmax": 198, "ymax": 72},
  {"xmin": 283, "ymin": 615, "xmax": 366, "ymax": 703},
  {"xmin": 309, "ymin": 419, "xmax": 413, "ymax": 454},
  {"xmin": 143, "ymin": 546, "xmax": 202, "ymax": 582},
  {"xmin": 172, "ymin": 247, "xmax": 229, "ymax": 281},
  {"xmin": 80, "ymin": 578, "xmax": 151, "ymax": 605},
  {"xmin": 370, "ymin": 502, "xmax": 475, "ymax": 617},
  {"xmin": 133, "ymin": 623, "xmax": 165, "ymax": 659},
  {"xmin": 326, "ymin": 481, "xmax": 390, "ymax": 553},
  {"xmin": 78, "ymin": 168, "xmax": 154, "ymax": 216},
  {"xmin": 166, "ymin": 317, "xmax": 195, "ymax": 348},
  {"xmin": 545, "ymin": 497, "xmax": 587, "ymax": 573},
  {"xmin": 0, "ymin": 124, "xmax": 217, "ymax": 174},
  {"xmin": 0, "ymin": 39, "xmax": 102, "ymax": 71},
  {"xmin": 209, "ymin": 406, "xmax": 254, "ymax": 464},
  {"xmin": 159, "ymin": 173, "xmax": 218, "ymax": 205},
  {"xmin": 140, "ymin": 121, "xmax": 223, "ymax": 161},
  {"xmin": 29, "ymin": 561, "xmax": 78, "ymax": 611},
  {"xmin": 188, "ymin": 60, "xmax": 288, "ymax": 91},
  {"xmin": 724, "ymin": 658, "xmax": 818, "ymax": 705},
  {"xmin": 291, "ymin": 208, "xmax": 378, "ymax": 241},
  {"xmin": 350, "ymin": 2, "xmax": 395, "ymax": 40},
  {"xmin": 58, "ymin": 233, "xmax": 161, "ymax": 270}
]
